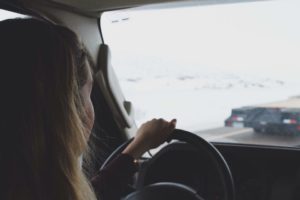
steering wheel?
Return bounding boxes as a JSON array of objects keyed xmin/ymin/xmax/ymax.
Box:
[{"xmin": 101, "ymin": 129, "xmax": 235, "ymax": 200}]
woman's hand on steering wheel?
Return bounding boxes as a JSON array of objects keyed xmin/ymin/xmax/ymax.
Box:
[{"xmin": 122, "ymin": 118, "xmax": 177, "ymax": 159}]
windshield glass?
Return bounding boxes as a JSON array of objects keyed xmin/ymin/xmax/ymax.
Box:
[
  {"xmin": 101, "ymin": 0, "xmax": 300, "ymax": 148},
  {"xmin": 0, "ymin": 9, "xmax": 27, "ymax": 21}
]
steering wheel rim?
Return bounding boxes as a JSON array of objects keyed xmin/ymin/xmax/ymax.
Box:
[
  {"xmin": 101, "ymin": 129, "xmax": 235, "ymax": 200},
  {"xmin": 100, "ymin": 137, "xmax": 134, "ymax": 171}
]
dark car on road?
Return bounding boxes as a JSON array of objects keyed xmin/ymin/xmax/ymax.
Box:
[
  {"xmin": 224, "ymin": 107, "xmax": 256, "ymax": 128},
  {"xmin": 280, "ymin": 109, "xmax": 300, "ymax": 135},
  {"xmin": 225, "ymin": 107, "xmax": 300, "ymax": 135},
  {"xmin": 247, "ymin": 108, "xmax": 282, "ymax": 133}
]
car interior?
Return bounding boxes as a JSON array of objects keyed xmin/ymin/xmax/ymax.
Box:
[{"xmin": 1, "ymin": 0, "xmax": 300, "ymax": 199}]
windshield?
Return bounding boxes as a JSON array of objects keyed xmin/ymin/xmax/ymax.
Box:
[
  {"xmin": 101, "ymin": 0, "xmax": 300, "ymax": 148},
  {"xmin": 0, "ymin": 9, "xmax": 27, "ymax": 21}
]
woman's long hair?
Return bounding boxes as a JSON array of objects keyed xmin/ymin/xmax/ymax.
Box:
[{"xmin": 0, "ymin": 18, "xmax": 96, "ymax": 200}]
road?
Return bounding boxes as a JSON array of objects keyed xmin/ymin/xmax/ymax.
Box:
[
  {"xmin": 148, "ymin": 127, "xmax": 300, "ymax": 155},
  {"xmin": 195, "ymin": 127, "xmax": 300, "ymax": 147}
]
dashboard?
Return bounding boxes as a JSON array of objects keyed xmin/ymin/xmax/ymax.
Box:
[
  {"xmin": 215, "ymin": 143, "xmax": 300, "ymax": 200},
  {"xmin": 137, "ymin": 142, "xmax": 300, "ymax": 200}
]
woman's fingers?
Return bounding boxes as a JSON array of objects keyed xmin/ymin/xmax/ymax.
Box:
[
  {"xmin": 170, "ymin": 118, "xmax": 177, "ymax": 125},
  {"xmin": 122, "ymin": 118, "xmax": 177, "ymax": 158}
]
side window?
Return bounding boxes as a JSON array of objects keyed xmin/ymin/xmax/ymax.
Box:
[{"xmin": 0, "ymin": 9, "xmax": 27, "ymax": 21}]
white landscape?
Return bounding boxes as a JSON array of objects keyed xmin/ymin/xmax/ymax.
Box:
[
  {"xmin": 101, "ymin": 0, "xmax": 300, "ymax": 134},
  {"xmin": 120, "ymin": 71, "xmax": 299, "ymax": 132}
]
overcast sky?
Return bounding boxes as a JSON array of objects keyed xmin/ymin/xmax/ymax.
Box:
[
  {"xmin": 102, "ymin": 0, "xmax": 300, "ymax": 81},
  {"xmin": 0, "ymin": 9, "xmax": 26, "ymax": 21}
]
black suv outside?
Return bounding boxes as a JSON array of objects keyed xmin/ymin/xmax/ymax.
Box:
[{"xmin": 225, "ymin": 107, "xmax": 300, "ymax": 135}]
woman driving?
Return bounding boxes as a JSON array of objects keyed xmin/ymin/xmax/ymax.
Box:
[{"xmin": 0, "ymin": 18, "xmax": 176, "ymax": 200}]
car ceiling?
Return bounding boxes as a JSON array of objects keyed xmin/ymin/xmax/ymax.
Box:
[
  {"xmin": 50, "ymin": 0, "xmax": 267, "ymax": 11},
  {"xmin": 0, "ymin": 0, "xmax": 263, "ymax": 17}
]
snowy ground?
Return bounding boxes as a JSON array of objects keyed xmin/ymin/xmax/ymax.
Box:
[{"xmin": 118, "ymin": 72, "xmax": 299, "ymax": 134}]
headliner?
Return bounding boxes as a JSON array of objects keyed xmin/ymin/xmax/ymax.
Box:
[{"xmin": 16, "ymin": 0, "xmax": 265, "ymax": 17}]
